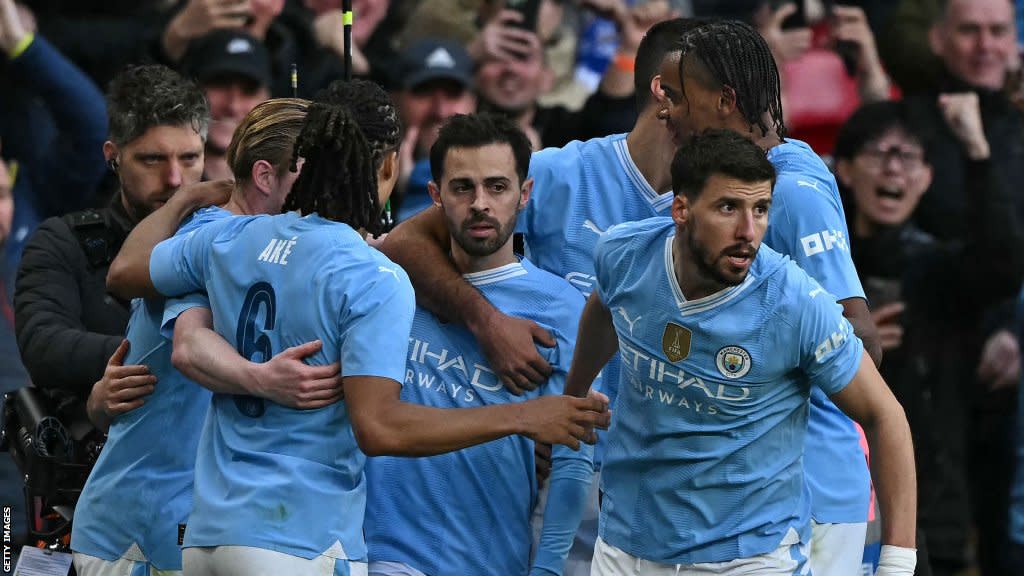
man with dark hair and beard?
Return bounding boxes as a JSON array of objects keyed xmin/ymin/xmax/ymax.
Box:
[
  {"xmin": 14, "ymin": 64, "xmax": 209, "ymax": 403},
  {"xmin": 564, "ymin": 128, "xmax": 917, "ymax": 575},
  {"xmin": 364, "ymin": 113, "xmax": 595, "ymax": 576}
]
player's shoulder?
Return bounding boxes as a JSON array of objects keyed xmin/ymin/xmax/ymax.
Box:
[
  {"xmin": 762, "ymin": 247, "xmax": 837, "ymax": 313},
  {"xmin": 519, "ymin": 258, "xmax": 586, "ymax": 307},
  {"xmin": 176, "ymin": 206, "xmax": 234, "ymax": 236},
  {"xmin": 530, "ymin": 132, "xmax": 623, "ymax": 172},
  {"xmin": 598, "ymin": 216, "xmax": 673, "ymax": 254},
  {"xmin": 769, "ymin": 139, "xmax": 840, "ymax": 202}
]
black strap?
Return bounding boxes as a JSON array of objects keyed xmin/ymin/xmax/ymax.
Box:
[{"xmin": 62, "ymin": 210, "xmax": 126, "ymax": 270}]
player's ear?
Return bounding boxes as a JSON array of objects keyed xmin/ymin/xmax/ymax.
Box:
[
  {"xmin": 672, "ymin": 194, "xmax": 688, "ymax": 225},
  {"xmin": 719, "ymin": 85, "xmax": 738, "ymax": 117},
  {"xmin": 427, "ymin": 180, "xmax": 442, "ymax": 206},
  {"xmin": 519, "ymin": 177, "xmax": 533, "ymax": 209},
  {"xmin": 252, "ymin": 159, "xmax": 275, "ymax": 196}
]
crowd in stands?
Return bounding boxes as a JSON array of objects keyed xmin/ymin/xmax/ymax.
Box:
[{"xmin": 3, "ymin": 0, "xmax": 1024, "ymax": 575}]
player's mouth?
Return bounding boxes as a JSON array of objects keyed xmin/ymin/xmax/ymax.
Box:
[
  {"xmin": 724, "ymin": 248, "xmax": 754, "ymax": 268},
  {"xmin": 465, "ymin": 220, "xmax": 498, "ymax": 239}
]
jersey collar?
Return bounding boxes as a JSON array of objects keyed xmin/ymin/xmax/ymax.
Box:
[
  {"xmin": 663, "ymin": 235, "xmax": 756, "ymax": 316},
  {"xmin": 614, "ymin": 137, "xmax": 673, "ymax": 212}
]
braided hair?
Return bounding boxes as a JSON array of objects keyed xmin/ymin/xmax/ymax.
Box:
[
  {"xmin": 284, "ymin": 79, "xmax": 401, "ymax": 235},
  {"xmin": 676, "ymin": 20, "xmax": 786, "ymax": 140}
]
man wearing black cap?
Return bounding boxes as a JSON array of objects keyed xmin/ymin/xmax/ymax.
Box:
[
  {"xmin": 392, "ymin": 37, "xmax": 477, "ymax": 220},
  {"xmin": 183, "ymin": 29, "xmax": 272, "ymax": 182}
]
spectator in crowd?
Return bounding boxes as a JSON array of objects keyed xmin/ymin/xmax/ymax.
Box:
[
  {"xmin": 900, "ymin": 1, "xmax": 1024, "ymax": 572},
  {"xmin": 392, "ymin": 37, "xmax": 478, "ymax": 221},
  {"xmin": 473, "ymin": 0, "xmax": 669, "ymax": 150},
  {"xmin": 14, "ymin": 64, "xmax": 206, "ymax": 403},
  {"xmin": 0, "ymin": 0, "xmax": 108, "ymax": 305},
  {"xmin": 1, "ymin": 0, "xmax": 108, "ymax": 547},
  {"xmin": 834, "ymin": 100, "xmax": 1010, "ymax": 576},
  {"xmin": 182, "ymin": 29, "xmax": 273, "ymax": 181},
  {"xmin": 364, "ymin": 113, "xmax": 593, "ymax": 576}
]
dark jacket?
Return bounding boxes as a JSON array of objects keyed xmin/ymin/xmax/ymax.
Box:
[
  {"xmin": 534, "ymin": 90, "xmax": 637, "ymax": 150},
  {"xmin": 14, "ymin": 196, "xmax": 133, "ymax": 399}
]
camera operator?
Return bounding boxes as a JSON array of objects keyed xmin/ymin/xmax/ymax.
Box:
[{"xmin": 14, "ymin": 64, "xmax": 207, "ymax": 407}]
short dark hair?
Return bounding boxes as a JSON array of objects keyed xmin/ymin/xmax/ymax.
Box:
[
  {"xmin": 935, "ymin": 0, "xmax": 1014, "ymax": 24},
  {"xmin": 107, "ymin": 65, "xmax": 209, "ymax": 147},
  {"xmin": 833, "ymin": 101, "xmax": 929, "ymax": 163},
  {"xmin": 672, "ymin": 128, "xmax": 775, "ymax": 199},
  {"xmin": 634, "ymin": 18, "xmax": 707, "ymax": 110},
  {"xmin": 284, "ymin": 79, "xmax": 402, "ymax": 235},
  {"xmin": 429, "ymin": 113, "xmax": 532, "ymax": 185},
  {"xmin": 675, "ymin": 19, "xmax": 786, "ymax": 140}
]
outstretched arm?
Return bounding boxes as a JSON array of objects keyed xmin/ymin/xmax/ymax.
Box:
[
  {"xmin": 564, "ymin": 292, "xmax": 618, "ymax": 398},
  {"xmin": 840, "ymin": 296, "xmax": 882, "ymax": 368},
  {"xmin": 171, "ymin": 307, "xmax": 344, "ymax": 409},
  {"xmin": 380, "ymin": 206, "xmax": 554, "ymax": 393},
  {"xmin": 344, "ymin": 376, "xmax": 609, "ymax": 457},
  {"xmin": 107, "ymin": 180, "xmax": 233, "ymax": 300}
]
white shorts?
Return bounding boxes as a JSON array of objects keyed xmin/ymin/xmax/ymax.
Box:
[
  {"xmin": 73, "ymin": 551, "xmax": 181, "ymax": 576},
  {"xmin": 182, "ymin": 546, "xmax": 367, "ymax": 576},
  {"xmin": 808, "ymin": 521, "xmax": 868, "ymax": 576},
  {"xmin": 590, "ymin": 531, "xmax": 809, "ymax": 576}
]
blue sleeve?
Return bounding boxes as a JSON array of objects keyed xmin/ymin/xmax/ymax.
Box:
[
  {"xmin": 8, "ymin": 35, "xmax": 108, "ymax": 214},
  {"xmin": 530, "ymin": 447, "xmax": 594, "ymax": 575},
  {"xmin": 532, "ymin": 294, "xmax": 594, "ymax": 575},
  {"xmin": 592, "ymin": 224, "xmax": 630, "ymax": 305},
  {"xmin": 150, "ymin": 216, "xmax": 232, "ymax": 297},
  {"xmin": 337, "ymin": 263, "xmax": 416, "ymax": 382},
  {"xmin": 159, "ymin": 292, "xmax": 211, "ymax": 340},
  {"xmin": 795, "ymin": 268, "xmax": 864, "ymax": 395},
  {"xmin": 767, "ymin": 175, "xmax": 865, "ymax": 301}
]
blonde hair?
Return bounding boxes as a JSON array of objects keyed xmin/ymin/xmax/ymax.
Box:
[{"xmin": 226, "ymin": 98, "xmax": 311, "ymax": 182}]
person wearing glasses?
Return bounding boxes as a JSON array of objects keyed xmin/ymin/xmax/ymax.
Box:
[{"xmin": 834, "ymin": 99, "xmax": 1022, "ymax": 576}]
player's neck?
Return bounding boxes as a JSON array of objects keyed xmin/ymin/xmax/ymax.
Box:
[
  {"xmin": 225, "ymin": 184, "xmax": 265, "ymax": 216},
  {"xmin": 627, "ymin": 113, "xmax": 674, "ymax": 194},
  {"xmin": 450, "ymin": 239, "xmax": 518, "ymax": 275}
]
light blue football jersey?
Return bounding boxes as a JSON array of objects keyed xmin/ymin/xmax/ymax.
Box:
[
  {"xmin": 520, "ymin": 132, "xmax": 673, "ymax": 444},
  {"xmin": 766, "ymin": 139, "xmax": 871, "ymax": 523},
  {"xmin": 364, "ymin": 259, "xmax": 593, "ymax": 576},
  {"xmin": 594, "ymin": 217, "xmax": 863, "ymax": 564},
  {"xmin": 71, "ymin": 207, "xmax": 229, "ymax": 570},
  {"xmin": 149, "ymin": 211, "xmax": 415, "ymax": 562}
]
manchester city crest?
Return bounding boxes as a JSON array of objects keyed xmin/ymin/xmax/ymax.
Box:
[{"xmin": 715, "ymin": 346, "xmax": 751, "ymax": 379}]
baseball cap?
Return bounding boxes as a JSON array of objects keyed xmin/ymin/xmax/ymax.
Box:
[
  {"xmin": 183, "ymin": 30, "xmax": 272, "ymax": 89},
  {"xmin": 400, "ymin": 38, "xmax": 474, "ymax": 91}
]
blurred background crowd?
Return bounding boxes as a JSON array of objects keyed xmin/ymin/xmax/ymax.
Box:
[{"xmin": 3, "ymin": 0, "xmax": 1024, "ymax": 574}]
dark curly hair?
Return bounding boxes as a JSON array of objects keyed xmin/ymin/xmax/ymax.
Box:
[
  {"xmin": 106, "ymin": 64, "xmax": 209, "ymax": 146},
  {"xmin": 675, "ymin": 20, "xmax": 786, "ymax": 141},
  {"xmin": 284, "ymin": 79, "xmax": 401, "ymax": 235}
]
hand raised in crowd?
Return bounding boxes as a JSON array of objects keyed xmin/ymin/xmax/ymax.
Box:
[
  {"xmin": 757, "ymin": 2, "xmax": 813, "ymax": 64},
  {"xmin": 250, "ymin": 339, "xmax": 346, "ymax": 409},
  {"xmin": 517, "ymin": 391, "xmax": 610, "ymax": 450},
  {"xmin": 581, "ymin": 0, "xmax": 675, "ymax": 54},
  {"xmin": 938, "ymin": 93, "xmax": 991, "ymax": 160},
  {"xmin": 87, "ymin": 340, "xmax": 157, "ymax": 431},
  {"xmin": 313, "ymin": 9, "xmax": 370, "ymax": 75},
  {"xmin": 468, "ymin": 10, "xmax": 543, "ymax": 63},
  {"xmin": 871, "ymin": 302, "xmax": 905, "ymax": 352},
  {"xmin": 977, "ymin": 329, "xmax": 1021, "ymax": 391},
  {"xmin": 163, "ymin": 0, "xmax": 253, "ymax": 61},
  {"xmin": 0, "ymin": 0, "xmax": 31, "ymax": 55},
  {"xmin": 478, "ymin": 311, "xmax": 555, "ymax": 395}
]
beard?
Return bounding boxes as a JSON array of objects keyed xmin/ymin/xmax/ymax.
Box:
[
  {"xmin": 685, "ymin": 216, "xmax": 757, "ymax": 288},
  {"xmin": 449, "ymin": 210, "xmax": 518, "ymax": 258}
]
